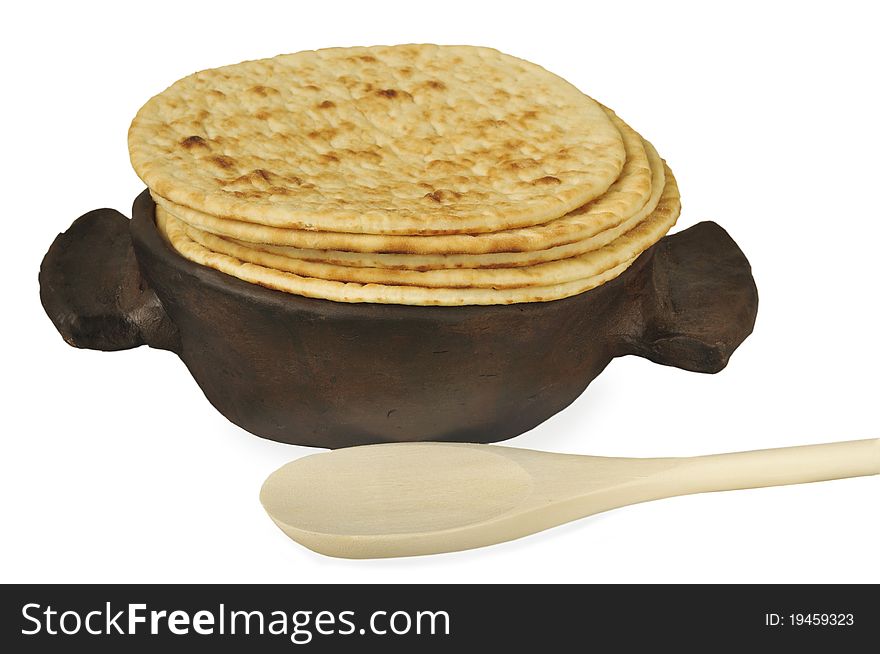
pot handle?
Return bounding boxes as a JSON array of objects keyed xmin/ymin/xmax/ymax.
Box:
[
  {"xmin": 39, "ymin": 208, "xmax": 179, "ymax": 352},
  {"xmin": 622, "ymin": 221, "xmax": 758, "ymax": 373}
]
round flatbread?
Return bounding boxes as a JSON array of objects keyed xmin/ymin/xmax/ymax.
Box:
[{"xmin": 131, "ymin": 44, "xmax": 625, "ymax": 235}]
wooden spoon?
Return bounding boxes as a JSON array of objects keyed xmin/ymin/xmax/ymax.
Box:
[{"xmin": 260, "ymin": 439, "xmax": 879, "ymax": 559}]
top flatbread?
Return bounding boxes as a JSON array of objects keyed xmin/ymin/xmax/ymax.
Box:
[{"xmin": 130, "ymin": 45, "xmax": 625, "ymax": 235}]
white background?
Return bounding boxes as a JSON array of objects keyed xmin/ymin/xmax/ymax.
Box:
[{"xmin": 2, "ymin": 0, "xmax": 877, "ymax": 583}]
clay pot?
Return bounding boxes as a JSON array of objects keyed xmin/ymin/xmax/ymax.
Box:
[{"xmin": 39, "ymin": 191, "xmax": 758, "ymax": 448}]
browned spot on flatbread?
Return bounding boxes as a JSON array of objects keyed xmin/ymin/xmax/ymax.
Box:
[
  {"xmin": 339, "ymin": 149, "xmax": 382, "ymax": 164},
  {"xmin": 220, "ymin": 169, "xmax": 274, "ymax": 186},
  {"xmin": 307, "ymin": 127, "xmax": 339, "ymax": 140},
  {"xmin": 503, "ymin": 158, "xmax": 540, "ymax": 171},
  {"xmin": 317, "ymin": 100, "xmax": 336, "ymax": 109},
  {"xmin": 423, "ymin": 189, "xmax": 461, "ymax": 203},
  {"xmin": 210, "ymin": 155, "xmax": 236, "ymax": 169},
  {"xmin": 532, "ymin": 175, "xmax": 562, "ymax": 185},
  {"xmin": 248, "ymin": 85, "xmax": 279, "ymax": 97},
  {"xmin": 180, "ymin": 135, "xmax": 209, "ymax": 150}
]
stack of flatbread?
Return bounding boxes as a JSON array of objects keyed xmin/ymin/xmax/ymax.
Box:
[{"xmin": 129, "ymin": 45, "xmax": 680, "ymax": 306}]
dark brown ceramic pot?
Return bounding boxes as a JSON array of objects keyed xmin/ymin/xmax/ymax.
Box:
[{"xmin": 40, "ymin": 191, "xmax": 758, "ymax": 448}]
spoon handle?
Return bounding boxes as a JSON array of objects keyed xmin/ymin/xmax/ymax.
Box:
[{"xmin": 655, "ymin": 439, "xmax": 879, "ymax": 497}]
